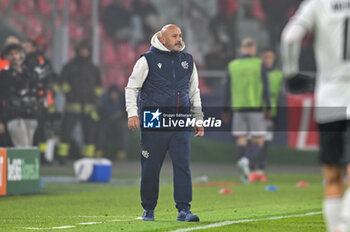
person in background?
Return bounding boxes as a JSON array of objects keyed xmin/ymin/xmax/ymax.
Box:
[
  {"xmin": 249, "ymin": 48, "xmax": 283, "ymax": 182},
  {"xmin": 0, "ymin": 36, "xmax": 21, "ymax": 146},
  {"xmin": 22, "ymin": 38, "xmax": 57, "ymax": 163},
  {"xmin": 102, "ymin": 0, "xmax": 133, "ymax": 43},
  {"xmin": 281, "ymin": 0, "xmax": 350, "ymax": 231},
  {"xmin": 226, "ymin": 38, "xmax": 271, "ymax": 183},
  {"xmin": 132, "ymin": 0, "xmax": 159, "ymax": 43},
  {"xmin": 57, "ymin": 40, "xmax": 102, "ymax": 164},
  {"xmin": 209, "ymin": 0, "xmax": 239, "ymax": 58},
  {"xmin": 0, "ymin": 44, "xmax": 43, "ymax": 147},
  {"xmin": 0, "ymin": 36, "xmax": 21, "ymax": 72},
  {"xmin": 95, "ymin": 85, "xmax": 128, "ymax": 160}
]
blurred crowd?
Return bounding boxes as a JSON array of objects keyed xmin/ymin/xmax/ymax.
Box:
[{"xmin": 0, "ymin": 36, "xmax": 128, "ymax": 164}]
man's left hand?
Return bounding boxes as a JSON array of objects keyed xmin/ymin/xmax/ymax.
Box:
[{"xmin": 194, "ymin": 126, "xmax": 204, "ymax": 137}]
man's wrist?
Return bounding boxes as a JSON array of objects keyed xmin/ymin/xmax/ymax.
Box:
[{"xmin": 127, "ymin": 109, "xmax": 138, "ymax": 118}]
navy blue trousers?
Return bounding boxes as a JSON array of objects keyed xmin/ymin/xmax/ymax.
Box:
[{"xmin": 140, "ymin": 130, "xmax": 192, "ymax": 211}]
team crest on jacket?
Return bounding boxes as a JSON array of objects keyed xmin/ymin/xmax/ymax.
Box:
[
  {"xmin": 142, "ymin": 150, "xmax": 149, "ymax": 158},
  {"xmin": 181, "ymin": 61, "xmax": 189, "ymax": 69},
  {"xmin": 157, "ymin": 63, "xmax": 162, "ymax": 69}
]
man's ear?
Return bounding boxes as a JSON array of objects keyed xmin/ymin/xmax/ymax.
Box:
[{"xmin": 158, "ymin": 35, "xmax": 165, "ymax": 45}]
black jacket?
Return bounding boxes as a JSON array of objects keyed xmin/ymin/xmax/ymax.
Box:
[
  {"xmin": 60, "ymin": 57, "xmax": 101, "ymax": 104},
  {"xmin": 0, "ymin": 65, "xmax": 44, "ymax": 122}
]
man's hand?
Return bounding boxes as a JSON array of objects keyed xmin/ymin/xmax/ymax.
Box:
[
  {"xmin": 128, "ymin": 116, "xmax": 140, "ymax": 131},
  {"xmin": 194, "ymin": 126, "xmax": 204, "ymax": 137},
  {"xmin": 0, "ymin": 123, "xmax": 4, "ymax": 134}
]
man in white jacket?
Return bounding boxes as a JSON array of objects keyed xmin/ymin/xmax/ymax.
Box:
[
  {"xmin": 281, "ymin": 1, "xmax": 350, "ymax": 231},
  {"xmin": 125, "ymin": 24, "xmax": 204, "ymax": 222}
]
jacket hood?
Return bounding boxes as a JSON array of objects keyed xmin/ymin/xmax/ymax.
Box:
[{"xmin": 150, "ymin": 31, "xmax": 185, "ymax": 52}]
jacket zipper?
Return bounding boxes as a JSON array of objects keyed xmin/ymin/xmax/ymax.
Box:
[
  {"xmin": 172, "ymin": 60, "xmax": 175, "ymax": 80},
  {"xmin": 176, "ymin": 92, "xmax": 180, "ymax": 114},
  {"xmin": 172, "ymin": 59, "xmax": 179, "ymax": 113}
]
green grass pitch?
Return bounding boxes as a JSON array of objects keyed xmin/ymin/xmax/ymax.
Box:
[{"xmin": 0, "ymin": 171, "xmax": 325, "ymax": 232}]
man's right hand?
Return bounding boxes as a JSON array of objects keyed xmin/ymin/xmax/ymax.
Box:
[{"xmin": 128, "ymin": 116, "xmax": 140, "ymax": 131}]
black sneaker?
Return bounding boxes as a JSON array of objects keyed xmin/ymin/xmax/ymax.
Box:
[
  {"xmin": 142, "ymin": 209, "xmax": 154, "ymax": 221},
  {"xmin": 177, "ymin": 209, "xmax": 199, "ymax": 222}
]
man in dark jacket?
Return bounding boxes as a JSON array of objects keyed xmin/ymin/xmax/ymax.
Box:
[
  {"xmin": 57, "ymin": 40, "xmax": 102, "ymax": 164},
  {"xmin": 126, "ymin": 24, "xmax": 204, "ymax": 222},
  {"xmin": 23, "ymin": 39, "xmax": 57, "ymax": 162},
  {"xmin": 0, "ymin": 44, "xmax": 43, "ymax": 147}
]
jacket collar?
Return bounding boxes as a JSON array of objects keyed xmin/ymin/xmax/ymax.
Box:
[{"xmin": 150, "ymin": 46, "xmax": 180, "ymax": 56}]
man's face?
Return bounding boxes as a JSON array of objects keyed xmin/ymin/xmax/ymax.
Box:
[
  {"xmin": 241, "ymin": 45, "xmax": 257, "ymax": 57},
  {"xmin": 261, "ymin": 51, "xmax": 275, "ymax": 69},
  {"xmin": 6, "ymin": 50, "xmax": 22, "ymax": 66},
  {"xmin": 110, "ymin": 91, "xmax": 120, "ymax": 102},
  {"xmin": 161, "ymin": 27, "xmax": 183, "ymax": 52},
  {"xmin": 78, "ymin": 48, "xmax": 90, "ymax": 58},
  {"xmin": 22, "ymin": 42, "xmax": 35, "ymax": 55}
]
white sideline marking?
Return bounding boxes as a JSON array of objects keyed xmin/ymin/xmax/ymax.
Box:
[
  {"xmin": 78, "ymin": 222, "xmax": 103, "ymax": 225},
  {"xmin": 169, "ymin": 211, "xmax": 322, "ymax": 232},
  {"xmin": 20, "ymin": 218, "xmax": 127, "ymax": 230},
  {"xmin": 22, "ymin": 228, "xmax": 43, "ymax": 230},
  {"xmin": 51, "ymin": 226, "xmax": 76, "ymax": 229},
  {"xmin": 22, "ymin": 225, "xmax": 76, "ymax": 230}
]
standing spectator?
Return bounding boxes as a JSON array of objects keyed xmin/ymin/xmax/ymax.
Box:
[
  {"xmin": 260, "ymin": 0, "xmax": 292, "ymax": 47},
  {"xmin": 95, "ymin": 85, "xmax": 128, "ymax": 160},
  {"xmin": 126, "ymin": 24, "xmax": 204, "ymax": 221},
  {"xmin": 0, "ymin": 44, "xmax": 43, "ymax": 147},
  {"xmin": 0, "ymin": 36, "xmax": 21, "ymax": 146},
  {"xmin": 0, "ymin": 36, "xmax": 21, "ymax": 72},
  {"xmin": 22, "ymin": 39, "xmax": 57, "ymax": 163},
  {"xmin": 249, "ymin": 48, "xmax": 283, "ymax": 182},
  {"xmin": 204, "ymin": 41, "xmax": 230, "ymax": 90},
  {"xmin": 204, "ymin": 42, "xmax": 230, "ymax": 70},
  {"xmin": 57, "ymin": 40, "xmax": 102, "ymax": 164},
  {"xmin": 102, "ymin": 0, "xmax": 133, "ymax": 43},
  {"xmin": 133, "ymin": 0, "xmax": 159, "ymax": 43},
  {"xmin": 226, "ymin": 38, "xmax": 271, "ymax": 183},
  {"xmin": 209, "ymin": 0, "xmax": 239, "ymax": 58}
]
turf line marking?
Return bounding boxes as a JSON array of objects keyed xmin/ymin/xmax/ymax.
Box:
[
  {"xmin": 21, "ymin": 228, "xmax": 43, "ymax": 230},
  {"xmin": 169, "ymin": 211, "xmax": 322, "ymax": 232},
  {"xmin": 22, "ymin": 225, "xmax": 76, "ymax": 230},
  {"xmin": 21, "ymin": 219, "xmax": 130, "ymax": 230},
  {"xmin": 78, "ymin": 222, "xmax": 103, "ymax": 225},
  {"xmin": 51, "ymin": 226, "xmax": 76, "ymax": 229}
]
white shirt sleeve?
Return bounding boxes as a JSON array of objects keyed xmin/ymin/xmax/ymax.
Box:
[
  {"xmin": 281, "ymin": 0, "xmax": 317, "ymax": 77},
  {"xmin": 189, "ymin": 64, "xmax": 204, "ymax": 121},
  {"xmin": 125, "ymin": 56, "xmax": 149, "ymax": 118}
]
